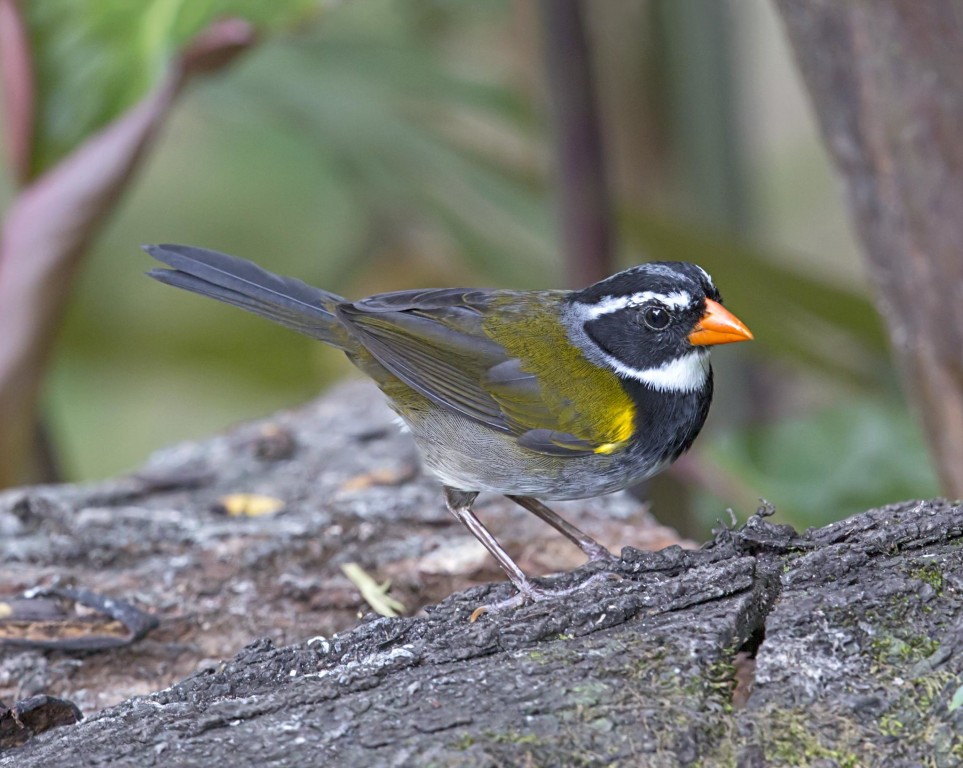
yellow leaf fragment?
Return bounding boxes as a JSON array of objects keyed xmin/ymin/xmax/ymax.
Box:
[
  {"xmin": 217, "ymin": 493, "xmax": 285, "ymax": 517},
  {"xmin": 338, "ymin": 464, "xmax": 417, "ymax": 493},
  {"xmin": 340, "ymin": 562, "xmax": 406, "ymax": 618}
]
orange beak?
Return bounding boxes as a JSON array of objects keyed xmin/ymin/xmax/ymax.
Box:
[{"xmin": 688, "ymin": 298, "xmax": 754, "ymax": 346}]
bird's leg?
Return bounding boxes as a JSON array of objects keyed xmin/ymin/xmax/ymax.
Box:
[
  {"xmin": 443, "ymin": 487, "xmax": 617, "ymax": 620},
  {"xmin": 443, "ymin": 487, "xmax": 536, "ymax": 596},
  {"xmin": 506, "ymin": 495, "xmax": 615, "ymax": 562}
]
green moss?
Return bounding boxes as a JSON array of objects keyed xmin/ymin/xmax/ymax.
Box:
[
  {"xmin": 754, "ymin": 710, "xmax": 862, "ymax": 767},
  {"xmin": 451, "ymin": 733, "xmax": 475, "ymax": 751},
  {"xmin": 878, "ymin": 713, "xmax": 904, "ymax": 738},
  {"xmin": 486, "ymin": 731, "xmax": 543, "ymax": 746},
  {"xmin": 870, "ymin": 633, "xmax": 940, "ymax": 665},
  {"xmin": 911, "ymin": 562, "xmax": 944, "ymax": 593}
]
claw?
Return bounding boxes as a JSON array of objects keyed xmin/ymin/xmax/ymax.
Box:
[
  {"xmin": 584, "ymin": 545, "xmax": 620, "ymax": 564},
  {"xmin": 468, "ymin": 571, "xmax": 621, "ymax": 622}
]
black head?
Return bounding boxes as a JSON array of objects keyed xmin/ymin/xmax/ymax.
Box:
[{"xmin": 565, "ymin": 262, "xmax": 727, "ymax": 392}]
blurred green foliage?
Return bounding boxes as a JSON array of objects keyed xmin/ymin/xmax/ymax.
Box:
[
  {"xmin": 25, "ymin": 0, "xmax": 318, "ymax": 174},
  {"xmin": 19, "ymin": 1, "xmax": 939, "ymax": 532},
  {"xmin": 48, "ymin": 0, "xmax": 553, "ymax": 480},
  {"xmin": 706, "ymin": 398, "xmax": 939, "ymax": 527}
]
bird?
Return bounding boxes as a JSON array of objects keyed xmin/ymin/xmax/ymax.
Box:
[{"xmin": 144, "ymin": 244, "xmax": 753, "ymax": 616}]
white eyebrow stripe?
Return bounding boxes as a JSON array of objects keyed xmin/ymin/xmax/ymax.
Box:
[
  {"xmin": 601, "ymin": 349, "xmax": 709, "ymax": 392},
  {"xmin": 696, "ymin": 265, "xmax": 715, "ymax": 290},
  {"xmin": 579, "ymin": 290, "xmax": 691, "ymax": 320}
]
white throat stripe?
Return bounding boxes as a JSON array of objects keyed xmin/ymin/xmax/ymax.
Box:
[
  {"xmin": 604, "ymin": 350, "xmax": 709, "ymax": 393},
  {"xmin": 580, "ymin": 290, "xmax": 691, "ymax": 319}
]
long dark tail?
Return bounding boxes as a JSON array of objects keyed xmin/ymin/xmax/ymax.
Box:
[{"xmin": 144, "ymin": 244, "xmax": 352, "ymax": 350}]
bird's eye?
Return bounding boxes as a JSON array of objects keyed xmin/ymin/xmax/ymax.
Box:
[{"xmin": 642, "ymin": 305, "xmax": 670, "ymax": 330}]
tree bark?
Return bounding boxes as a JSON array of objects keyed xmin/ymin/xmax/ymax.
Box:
[
  {"xmin": 775, "ymin": 0, "xmax": 963, "ymax": 496},
  {"xmin": 0, "ymin": 382, "xmax": 961, "ymax": 766}
]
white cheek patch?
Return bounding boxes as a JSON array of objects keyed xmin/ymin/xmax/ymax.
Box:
[
  {"xmin": 603, "ymin": 350, "xmax": 710, "ymax": 393},
  {"xmin": 579, "ymin": 290, "xmax": 692, "ymax": 320}
]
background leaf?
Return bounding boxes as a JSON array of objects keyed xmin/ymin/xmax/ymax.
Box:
[
  {"xmin": 704, "ymin": 397, "xmax": 940, "ymax": 527},
  {"xmin": 24, "ymin": 0, "xmax": 319, "ymax": 175}
]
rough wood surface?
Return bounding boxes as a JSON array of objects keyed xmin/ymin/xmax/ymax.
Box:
[
  {"xmin": 776, "ymin": 0, "xmax": 963, "ymax": 496},
  {"xmin": 1, "ymin": 381, "xmax": 961, "ymax": 766}
]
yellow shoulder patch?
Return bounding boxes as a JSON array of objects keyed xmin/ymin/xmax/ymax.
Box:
[
  {"xmin": 484, "ymin": 296, "xmax": 636, "ymax": 453},
  {"xmin": 593, "ymin": 404, "xmax": 635, "ymax": 454}
]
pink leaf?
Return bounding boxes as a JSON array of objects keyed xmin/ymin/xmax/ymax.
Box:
[
  {"xmin": 0, "ymin": 0, "xmax": 35, "ymax": 184},
  {"xmin": 0, "ymin": 17, "xmax": 257, "ymax": 487}
]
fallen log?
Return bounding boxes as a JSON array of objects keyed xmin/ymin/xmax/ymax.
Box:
[{"xmin": 0, "ymin": 382, "xmax": 960, "ymax": 766}]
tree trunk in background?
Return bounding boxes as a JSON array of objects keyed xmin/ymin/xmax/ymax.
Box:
[
  {"xmin": 585, "ymin": 1, "xmax": 670, "ymax": 215},
  {"xmin": 649, "ymin": 0, "xmax": 758, "ymax": 537},
  {"xmin": 776, "ymin": 0, "xmax": 963, "ymax": 496},
  {"xmin": 655, "ymin": 0, "xmax": 750, "ymax": 235},
  {"xmin": 536, "ymin": 0, "xmax": 615, "ymax": 288}
]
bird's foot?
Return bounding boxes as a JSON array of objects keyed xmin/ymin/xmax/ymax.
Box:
[
  {"xmin": 468, "ymin": 571, "xmax": 621, "ymax": 622},
  {"xmin": 581, "ymin": 541, "xmax": 619, "ymax": 564}
]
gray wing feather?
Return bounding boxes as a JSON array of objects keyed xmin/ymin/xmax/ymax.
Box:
[
  {"xmin": 336, "ymin": 294, "xmax": 511, "ymax": 431},
  {"xmin": 337, "ymin": 288, "xmax": 597, "ymax": 457}
]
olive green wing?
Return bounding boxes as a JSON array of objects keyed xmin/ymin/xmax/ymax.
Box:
[{"xmin": 335, "ymin": 289, "xmax": 600, "ymax": 456}]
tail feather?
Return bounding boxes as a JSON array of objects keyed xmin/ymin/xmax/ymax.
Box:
[{"xmin": 144, "ymin": 244, "xmax": 351, "ymax": 349}]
